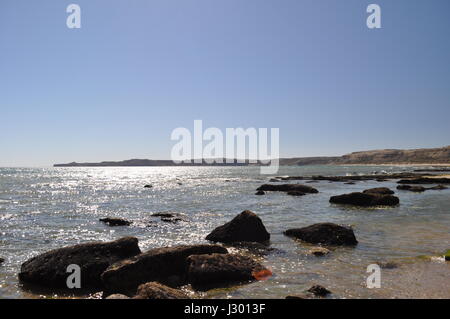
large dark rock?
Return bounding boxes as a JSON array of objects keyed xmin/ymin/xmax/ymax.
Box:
[
  {"xmin": 396, "ymin": 185, "xmax": 426, "ymax": 192},
  {"xmin": 363, "ymin": 187, "xmax": 395, "ymax": 195},
  {"xmin": 329, "ymin": 192, "xmax": 399, "ymax": 206},
  {"xmin": 205, "ymin": 210, "xmax": 270, "ymax": 244},
  {"xmin": 187, "ymin": 253, "xmax": 270, "ymax": 289},
  {"xmin": 100, "ymin": 218, "xmax": 132, "ymax": 226},
  {"xmin": 257, "ymin": 184, "xmax": 318, "ymax": 193},
  {"xmin": 133, "ymin": 282, "xmax": 188, "ymax": 299},
  {"xmin": 19, "ymin": 237, "xmax": 141, "ymax": 290},
  {"xmin": 284, "ymin": 223, "xmax": 358, "ymax": 246},
  {"xmin": 101, "ymin": 244, "xmax": 228, "ymax": 295},
  {"xmin": 397, "ymin": 177, "xmax": 450, "ymax": 184}
]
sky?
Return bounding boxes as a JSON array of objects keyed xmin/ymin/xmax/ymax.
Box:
[{"xmin": 1, "ymin": 0, "xmax": 449, "ymax": 166}]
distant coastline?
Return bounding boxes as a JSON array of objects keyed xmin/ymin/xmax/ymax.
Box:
[{"xmin": 54, "ymin": 146, "xmax": 450, "ymax": 167}]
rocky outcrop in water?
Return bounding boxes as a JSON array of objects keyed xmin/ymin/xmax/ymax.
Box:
[
  {"xmin": 397, "ymin": 185, "xmax": 426, "ymax": 192},
  {"xmin": 133, "ymin": 282, "xmax": 188, "ymax": 299},
  {"xmin": 256, "ymin": 184, "xmax": 318, "ymax": 193},
  {"xmin": 100, "ymin": 218, "xmax": 132, "ymax": 226},
  {"xmin": 284, "ymin": 223, "xmax": 358, "ymax": 246},
  {"xmin": 397, "ymin": 177, "xmax": 450, "ymax": 184},
  {"xmin": 187, "ymin": 253, "xmax": 270, "ymax": 289},
  {"xmin": 101, "ymin": 244, "xmax": 227, "ymax": 295},
  {"xmin": 329, "ymin": 192, "xmax": 399, "ymax": 207},
  {"xmin": 363, "ymin": 187, "xmax": 395, "ymax": 195},
  {"xmin": 19, "ymin": 237, "xmax": 141, "ymax": 290},
  {"xmin": 205, "ymin": 210, "xmax": 270, "ymax": 244}
]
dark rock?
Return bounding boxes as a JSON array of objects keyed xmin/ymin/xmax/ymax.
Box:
[
  {"xmin": 329, "ymin": 192, "xmax": 399, "ymax": 206},
  {"xmin": 269, "ymin": 178, "xmax": 280, "ymax": 182},
  {"xmin": 161, "ymin": 217, "xmax": 183, "ymax": 223},
  {"xmin": 152, "ymin": 213, "xmax": 177, "ymax": 218},
  {"xmin": 445, "ymin": 250, "xmax": 450, "ymax": 261},
  {"xmin": 428, "ymin": 185, "xmax": 448, "ymax": 190},
  {"xmin": 105, "ymin": 294, "xmax": 130, "ymax": 299},
  {"xmin": 224, "ymin": 241, "xmax": 274, "ymax": 255},
  {"xmin": 376, "ymin": 179, "xmax": 387, "ymax": 182},
  {"xmin": 187, "ymin": 253, "xmax": 270, "ymax": 289},
  {"xmin": 0, "ymin": 258, "xmax": 4, "ymax": 264},
  {"xmin": 257, "ymin": 184, "xmax": 318, "ymax": 194},
  {"xmin": 396, "ymin": 185, "xmax": 426, "ymax": 192},
  {"xmin": 19, "ymin": 237, "xmax": 141, "ymax": 290},
  {"xmin": 378, "ymin": 261, "xmax": 398, "ymax": 269},
  {"xmin": 255, "ymin": 190, "xmax": 265, "ymax": 195},
  {"xmin": 363, "ymin": 187, "xmax": 395, "ymax": 195},
  {"xmin": 101, "ymin": 244, "xmax": 227, "ymax": 295},
  {"xmin": 398, "ymin": 177, "xmax": 450, "ymax": 184},
  {"xmin": 344, "ymin": 182, "xmax": 356, "ymax": 185},
  {"xmin": 287, "ymin": 191, "xmax": 306, "ymax": 196},
  {"xmin": 133, "ymin": 282, "xmax": 188, "ymax": 299},
  {"xmin": 100, "ymin": 218, "xmax": 132, "ymax": 226},
  {"xmin": 144, "ymin": 184, "xmax": 153, "ymax": 188},
  {"xmin": 284, "ymin": 223, "xmax": 358, "ymax": 246},
  {"xmin": 307, "ymin": 285, "xmax": 331, "ymax": 297},
  {"xmin": 205, "ymin": 210, "xmax": 270, "ymax": 244}
]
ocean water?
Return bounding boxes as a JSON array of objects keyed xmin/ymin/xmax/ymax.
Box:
[{"xmin": 0, "ymin": 166, "xmax": 449, "ymax": 299}]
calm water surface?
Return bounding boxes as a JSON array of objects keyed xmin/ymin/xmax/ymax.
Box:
[{"xmin": 0, "ymin": 166, "xmax": 449, "ymax": 299}]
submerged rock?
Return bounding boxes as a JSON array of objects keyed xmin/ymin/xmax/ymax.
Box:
[
  {"xmin": 396, "ymin": 185, "xmax": 426, "ymax": 192},
  {"xmin": 363, "ymin": 187, "xmax": 395, "ymax": 195},
  {"xmin": 284, "ymin": 223, "xmax": 358, "ymax": 246},
  {"xmin": 329, "ymin": 192, "xmax": 399, "ymax": 206},
  {"xmin": 152, "ymin": 213, "xmax": 177, "ymax": 218},
  {"xmin": 444, "ymin": 250, "xmax": 450, "ymax": 261},
  {"xmin": 287, "ymin": 191, "xmax": 306, "ymax": 196},
  {"xmin": 187, "ymin": 253, "xmax": 270, "ymax": 289},
  {"xmin": 144, "ymin": 184, "xmax": 153, "ymax": 188},
  {"xmin": 133, "ymin": 282, "xmax": 188, "ymax": 299},
  {"xmin": 255, "ymin": 190, "xmax": 265, "ymax": 195},
  {"xmin": 19, "ymin": 237, "xmax": 141, "ymax": 290},
  {"xmin": 256, "ymin": 184, "xmax": 318, "ymax": 194},
  {"xmin": 205, "ymin": 210, "xmax": 270, "ymax": 244},
  {"xmin": 101, "ymin": 244, "xmax": 227, "ymax": 295},
  {"xmin": 428, "ymin": 185, "xmax": 448, "ymax": 190},
  {"xmin": 100, "ymin": 218, "xmax": 132, "ymax": 226},
  {"xmin": 307, "ymin": 285, "xmax": 331, "ymax": 297},
  {"xmin": 0, "ymin": 258, "xmax": 4, "ymax": 264}
]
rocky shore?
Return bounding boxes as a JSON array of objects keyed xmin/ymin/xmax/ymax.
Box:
[{"xmin": 14, "ymin": 170, "xmax": 450, "ymax": 299}]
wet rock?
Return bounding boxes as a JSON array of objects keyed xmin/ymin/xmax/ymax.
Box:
[
  {"xmin": 428, "ymin": 185, "xmax": 448, "ymax": 190},
  {"xmin": 100, "ymin": 218, "xmax": 132, "ymax": 226},
  {"xmin": 226, "ymin": 241, "xmax": 274, "ymax": 255},
  {"xmin": 363, "ymin": 187, "xmax": 395, "ymax": 195},
  {"xmin": 344, "ymin": 182, "xmax": 356, "ymax": 185},
  {"xmin": 144, "ymin": 184, "xmax": 153, "ymax": 188},
  {"xmin": 161, "ymin": 217, "xmax": 183, "ymax": 223},
  {"xmin": 269, "ymin": 178, "xmax": 280, "ymax": 182},
  {"xmin": 287, "ymin": 191, "xmax": 306, "ymax": 196},
  {"xmin": 187, "ymin": 253, "xmax": 269, "ymax": 289},
  {"xmin": 376, "ymin": 179, "xmax": 387, "ymax": 182},
  {"xmin": 105, "ymin": 294, "xmax": 130, "ymax": 299},
  {"xmin": 19, "ymin": 237, "xmax": 141, "ymax": 290},
  {"xmin": 329, "ymin": 192, "xmax": 399, "ymax": 206},
  {"xmin": 397, "ymin": 177, "xmax": 450, "ymax": 184},
  {"xmin": 133, "ymin": 282, "xmax": 188, "ymax": 299},
  {"xmin": 309, "ymin": 247, "xmax": 331, "ymax": 257},
  {"xmin": 396, "ymin": 185, "xmax": 426, "ymax": 192},
  {"xmin": 444, "ymin": 250, "xmax": 450, "ymax": 261},
  {"xmin": 101, "ymin": 244, "xmax": 227, "ymax": 295},
  {"xmin": 378, "ymin": 261, "xmax": 398, "ymax": 269},
  {"xmin": 205, "ymin": 210, "xmax": 270, "ymax": 244},
  {"xmin": 307, "ymin": 285, "xmax": 331, "ymax": 297},
  {"xmin": 284, "ymin": 223, "xmax": 358, "ymax": 246},
  {"xmin": 152, "ymin": 213, "xmax": 177, "ymax": 218},
  {"xmin": 255, "ymin": 190, "xmax": 265, "ymax": 195},
  {"xmin": 257, "ymin": 184, "xmax": 318, "ymax": 194},
  {"xmin": 0, "ymin": 258, "xmax": 4, "ymax": 264}
]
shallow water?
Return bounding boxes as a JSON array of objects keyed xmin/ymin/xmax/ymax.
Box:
[{"xmin": 0, "ymin": 165, "xmax": 449, "ymax": 299}]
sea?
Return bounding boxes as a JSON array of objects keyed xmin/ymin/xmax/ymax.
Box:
[{"xmin": 0, "ymin": 165, "xmax": 449, "ymax": 299}]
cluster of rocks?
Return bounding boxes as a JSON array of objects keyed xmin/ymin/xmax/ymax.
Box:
[
  {"xmin": 18, "ymin": 209, "xmax": 354, "ymax": 299},
  {"xmin": 397, "ymin": 184, "xmax": 448, "ymax": 192}
]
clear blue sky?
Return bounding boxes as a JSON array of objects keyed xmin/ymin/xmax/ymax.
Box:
[{"xmin": 1, "ymin": 0, "xmax": 449, "ymax": 166}]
